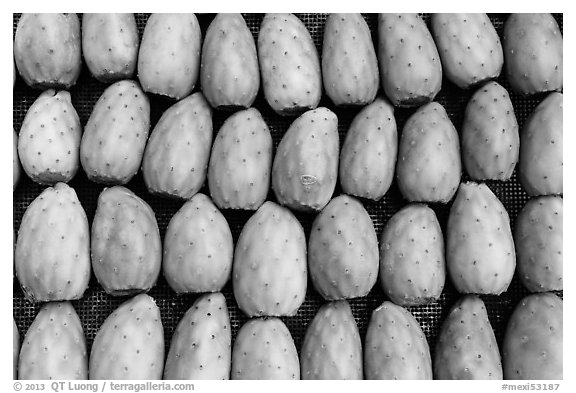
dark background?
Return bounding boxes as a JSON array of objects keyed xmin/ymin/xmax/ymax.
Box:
[{"xmin": 13, "ymin": 13, "xmax": 563, "ymax": 363}]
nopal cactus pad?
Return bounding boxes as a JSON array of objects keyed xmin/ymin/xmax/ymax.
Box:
[
  {"xmin": 82, "ymin": 13, "xmax": 140, "ymax": 83},
  {"xmin": 201, "ymin": 13, "xmax": 260, "ymax": 110},
  {"xmin": 138, "ymin": 13, "xmax": 202, "ymax": 100},
  {"xmin": 308, "ymin": 195, "xmax": 379, "ymax": 300},
  {"xmin": 80, "ymin": 80, "xmax": 150, "ymax": 185},
  {"xmin": 446, "ymin": 182, "xmax": 516, "ymax": 295},
  {"xmin": 272, "ymin": 107, "xmax": 339, "ymax": 212},
  {"xmin": 232, "ymin": 317, "xmax": 299, "ymax": 380},
  {"xmin": 322, "ymin": 13, "xmax": 379, "ymax": 107},
  {"xmin": 339, "ymin": 97, "xmax": 397, "ymax": 201},
  {"xmin": 233, "ymin": 201, "xmax": 307, "ymax": 317},
  {"xmin": 300, "ymin": 300, "xmax": 363, "ymax": 380},
  {"xmin": 14, "ymin": 13, "xmax": 81, "ymax": 89},
  {"xmin": 164, "ymin": 292, "xmax": 231, "ymax": 380},
  {"xmin": 91, "ymin": 186, "xmax": 161, "ymax": 296},
  {"xmin": 377, "ymin": 13, "xmax": 442, "ymax": 107},
  {"xmin": 89, "ymin": 294, "xmax": 164, "ymax": 380},
  {"xmin": 142, "ymin": 92, "xmax": 213, "ymax": 199},
  {"xmin": 258, "ymin": 13, "xmax": 322, "ymax": 115},
  {"xmin": 18, "ymin": 89, "xmax": 82, "ymax": 185},
  {"xmin": 18, "ymin": 302, "xmax": 87, "ymax": 380},
  {"xmin": 364, "ymin": 301, "xmax": 432, "ymax": 380},
  {"xmin": 15, "ymin": 183, "xmax": 90, "ymax": 302},
  {"xmin": 163, "ymin": 193, "xmax": 233, "ymax": 294}
]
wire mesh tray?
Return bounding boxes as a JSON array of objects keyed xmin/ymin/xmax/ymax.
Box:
[{"xmin": 13, "ymin": 13, "xmax": 563, "ymax": 364}]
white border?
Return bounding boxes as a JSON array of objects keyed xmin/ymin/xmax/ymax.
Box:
[{"xmin": 2, "ymin": 3, "xmax": 573, "ymax": 391}]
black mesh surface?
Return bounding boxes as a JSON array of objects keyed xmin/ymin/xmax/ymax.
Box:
[{"xmin": 13, "ymin": 13, "xmax": 563, "ymax": 364}]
